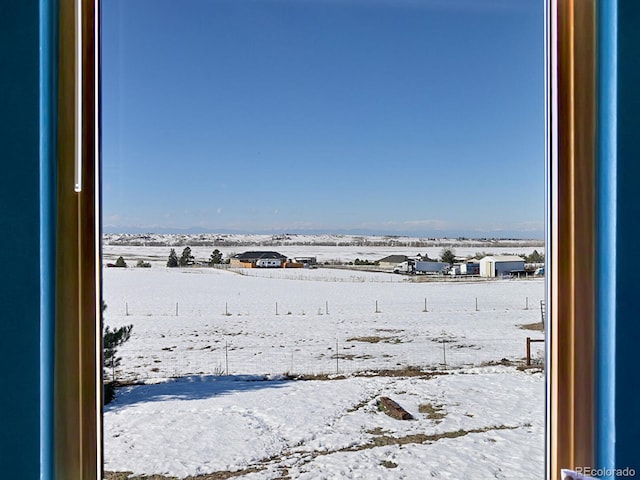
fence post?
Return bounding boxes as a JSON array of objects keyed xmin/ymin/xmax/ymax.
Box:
[
  {"xmin": 275, "ymin": 302, "xmax": 278, "ymax": 316},
  {"xmin": 225, "ymin": 341, "xmax": 229, "ymax": 375},
  {"xmin": 475, "ymin": 297, "xmax": 478, "ymax": 311},
  {"xmin": 375, "ymin": 300, "xmax": 380, "ymax": 313},
  {"xmin": 423, "ymin": 298, "xmax": 428, "ymax": 312},
  {"xmin": 525, "ymin": 296, "xmax": 529, "ymax": 310},
  {"xmin": 526, "ymin": 337, "xmax": 531, "ymax": 366},
  {"xmin": 326, "ymin": 300, "xmax": 329, "ymax": 315},
  {"xmin": 125, "ymin": 301, "xmax": 129, "ymax": 316},
  {"xmin": 175, "ymin": 302, "xmax": 179, "ymax": 316},
  {"xmin": 442, "ymin": 339, "xmax": 447, "ymax": 369}
]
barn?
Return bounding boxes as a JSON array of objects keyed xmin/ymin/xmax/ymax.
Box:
[{"xmin": 479, "ymin": 255, "xmax": 525, "ymax": 278}]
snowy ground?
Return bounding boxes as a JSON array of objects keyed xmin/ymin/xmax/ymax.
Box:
[
  {"xmin": 105, "ymin": 368, "xmax": 544, "ymax": 479},
  {"xmin": 103, "ymin": 245, "xmax": 546, "ymax": 479}
]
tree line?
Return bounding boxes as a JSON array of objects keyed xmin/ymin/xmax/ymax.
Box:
[
  {"xmin": 166, "ymin": 247, "xmax": 228, "ymax": 267},
  {"xmin": 108, "ymin": 248, "xmax": 229, "ymax": 269},
  {"xmin": 439, "ymin": 248, "xmax": 544, "ymax": 264}
]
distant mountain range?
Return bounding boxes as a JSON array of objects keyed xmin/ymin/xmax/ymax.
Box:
[{"xmin": 103, "ymin": 232, "xmax": 544, "ymax": 248}]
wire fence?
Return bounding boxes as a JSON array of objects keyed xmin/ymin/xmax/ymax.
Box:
[
  {"xmin": 110, "ymin": 335, "xmax": 545, "ymax": 382},
  {"xmin": 116, "ymin": 293, "xmax": 542, "ymax": 319},
  {"xmin": 106, "ymin": 287, "xmax": 546, "ymax": 382}
]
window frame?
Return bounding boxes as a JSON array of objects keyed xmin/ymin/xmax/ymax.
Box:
[
  {"xmin": 49, "ymin": 0, "xmax": 604, "ymax": 478},
  {"xmin": 52, "ymin": 0, "xmax": 102, "ymax": 478},
  {"xmin": 546, "ymin": 0, "xmax": 597, "ymax": 475}
]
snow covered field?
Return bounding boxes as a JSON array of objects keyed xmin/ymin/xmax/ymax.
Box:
[{"xmin": 103, "ymin": 245, "xmax": 546, "ymax": 479}]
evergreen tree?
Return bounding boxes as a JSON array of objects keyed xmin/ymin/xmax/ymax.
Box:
[
  {"xmin": 179, "ymin": 246, "xmax": 195, "ymax": 266},
  {"xmin": 167, "ymin": 248, "xmax": 179, "ymax": 267},
  {"xmin": 439, "ymin": 247, "xmax": 456, "ymax": 265},
  {"xmin": 104, "ymin": 324, "xmax": 133, "ymax": 381},
  {"xmin": 209, "ymin": 249, "xmax": 224, "ymax": 265},
  {"xmin": 115, "ymin": 256, "xmax": 127, "ymax": 267},
  {"xmin": 102, "ymin": 301, "xmax": 133, "ymax": 403},
  {"xmin": 526, "ymin": 249, "xmax": 545, "ymax": 263}
]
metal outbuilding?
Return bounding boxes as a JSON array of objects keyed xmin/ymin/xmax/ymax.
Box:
[{"xmin": 479, "ymin": 255, "xmax": 525, "ymax": 278}]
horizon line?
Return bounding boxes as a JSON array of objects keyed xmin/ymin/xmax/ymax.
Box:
[{"xmin": 102, "ymin": 228, "xmax": 544, "ymax": 241}]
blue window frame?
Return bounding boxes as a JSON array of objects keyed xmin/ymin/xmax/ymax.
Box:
[{"xmin": 0, "ymin": 2, "xmax": 43, "ymax": 479}]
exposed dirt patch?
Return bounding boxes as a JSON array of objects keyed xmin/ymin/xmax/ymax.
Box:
[
  {"xmin": 418, "ymin": 402, "xmax": 446, "ymax": 420},
  {"xmin": 346, "ymin": 335, "xmax": 402, "ymax": 344},
  {"xmin": 104, "ymin": 466, "xmax": 266, "ymax": 480},
  {"xmin": 333, "ymin": 353, "xmax": 375, "ymax": 361},
  {"xmin": 288, "ymin": 366, "xmax": 447, "ymax": 381},
  {"xmin": 366, "ymin": 427, "xmax": 391, "ymax": 436},
  {"xmin": 364, "ymin": 424, "xmax": 521, "ymax": 448},
  {"xmin": 356, "ymin": 366, "xmax": 447, "ymax": 379},
  {"xmin": 450, "ymin": 343, "xmax": 480, "ymax": 350},
  {"xmin": 481, "ymin": 358, "xmax": 515, "ymax": 367},
  {"xmin": 347, "ymin": 395, "xmax": 377, "ymax": 413},
  {"xmin": 517, "ymin": 364, "xmax": 545, "ymax": 373},
  {"xmin": 519, "ymin": 322, "xmax": 544, "ymax": 331}
]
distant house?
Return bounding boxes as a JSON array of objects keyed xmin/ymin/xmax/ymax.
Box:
[
  {"xmin": 378, "ymin": 255, "xmax": 409, "ymax": 269},
  {"xmin": 294, "ymin": 256, "xmax": 317, "ymax": 267},
  {"xmin": 230, "ymin": 251, "xmax": 287, "ymax": 268},
  {"xmin": 479, "ymin": 256, "xmax": 526, "ymax": 278}
]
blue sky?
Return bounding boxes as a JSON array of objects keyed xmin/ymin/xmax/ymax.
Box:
[{"xmin": 102, "ymin": 0, "xmax": 544, "ymax": 238}]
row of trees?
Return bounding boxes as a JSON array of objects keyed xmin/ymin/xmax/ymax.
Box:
[
  {"xmin": 347, "ymin": 258, "xmax": 380, "ymax": 266},
  {"xmin": 111, "ymin": 256, "xmax": 150, "ymax": 268},
  {"xmin": 432, "ymin": 248, "xmax": 544, "ymax": 265},
  {"xmin": 110, "ymin": 248, "xmax": 229, "ymax": 268},
  {"xmin": 438, "ymin": 248, "xmax": 544, "ymax": 264},
  {"xmin": 167, "ymin": 247, "xmax": 228, "ymax": 267},
  {"xmin": 468, "ymin": 249, "xmax": 544, "ymax": 263}
]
